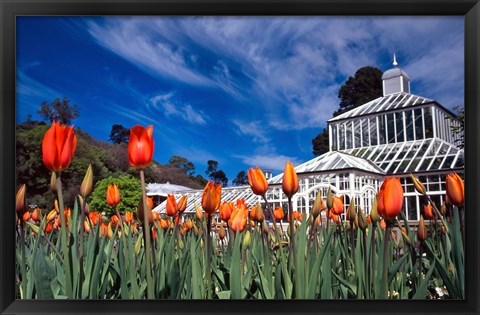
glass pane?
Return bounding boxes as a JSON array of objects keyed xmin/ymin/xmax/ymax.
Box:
[
  {"xmin": 387, "ymin": 113, "xmax": 395, "ymax": 143},
  {"xmin": 369, "ymin": 117, "xmax": 378, "ymax": 146},
  {"xmin": 332, "ymin": 124, "xmax": 337, "ymax": 151},
  {"xmin": 378, "ymin": 115, "xmax": 386, "ymax": 145},
  {"xmin": 405, "ymin": 110, "xmax": 414, "ymax": 141},
  {"xmin": 424, "ymin": 107, "xmax": 434, "ymax": 138},
  {"xmin": 362, "ymin": 119, "xmax": 369, "ymax": 147},
  {"xmin": 339, "ymin": 123, "xmax": 345, "ymax": 150},
  {"xmin": 354, "ymin": 119, "xmax": 361, "ymax": 148},
  {"xmin": 407, "ymin": 195, "xmax": 418, "ymax": 221},
  {"xmin": 346, "ymin": 123, "xmax": 352, "ymax": 149},
  {"xmin": 396, "ymin": 112, "xmax": 405, "ymax": 142},
  {"xmin": 414, "ymin": 108, "xmax": 423, "ymax": 140}
]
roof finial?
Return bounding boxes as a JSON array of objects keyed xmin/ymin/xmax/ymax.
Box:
[{"xmin": 393, "ymin": 53, "xmax": 398, "ymax": 67}]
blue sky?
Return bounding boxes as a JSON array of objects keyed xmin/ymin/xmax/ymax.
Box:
[{"xmin": 16, "ymin": 16, "xmax": 464, "ymax": 184}]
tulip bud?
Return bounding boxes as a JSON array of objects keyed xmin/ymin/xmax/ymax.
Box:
[
  {"xmin": 417, "ymin": 215, "xmax": 427, "ymax": 241},
  {"xmin": 312, "ymin": 193, "xmax": 324, "ymax": 218},
  {"xmin": 47, "ymin": 209, "xmax": 57, "ymax": 222},
  {"xmin": 16, "ymin": 184, "xmax": 27, "ymax": 215},
  {"xmin": 50, "ymin": 172, "xmax": 57, "ymax": 193},
  {"xmin": 80, "ymin": 164, "xmax": 93, "ymax": 197},
  {"xmin": 263, "ymin": 221, "xmax": 269, "ymax": 234},
  {"xmin": 219, "ymin": 224, "xmax": 226, "ymax": 240},
  {"xmin": 357, "ymin": 207, "xmax": 368, "ymax": 231},
  {"xmin": 77, "ymin": 195, "xmax": 91, "ymax": 213},
  {"xmin": 195, "ymin": 202, "xmax": 204, "ymax": 220},
  {"xmin": 370, "ymin": 195, "xmax": 380, "ymax": 224},
  {"xmin": 178, "ymin": 239, "xmax": 184, "ymax": 250},
  {"xmin": 23, "ymin": 211, "xmax": 31, "ymax": 222},
  {"xmin": 134, "ymin": 235, "xmax": 143, "ymax": 255},
  {"xmin": 327, "ymin": 187, "xmax": 333, "ymax": 210},
  {"xmin": 353, "ymin": 214, "xmax": 358, "ymax": 230},
  {"xmin": 348, "ymin": 198, "xmax": 356, "ymax": 222},
  {"xmin": 408, "ymin": 173, "xmax": 426, "ymax": 195},
  {"xmin": 242, "ymin": 230, "xmax": 251, "ymax": 249},
  {"xmin": 440, "ymin": 202, "xmax": 447, "ymax": 216}
]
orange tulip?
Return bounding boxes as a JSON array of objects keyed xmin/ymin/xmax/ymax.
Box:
[
  {"xmin": 282, "ymin": 161, "xmax": 298, "ymax": 199},
  {"xmin": 248, "ymin": 166, "xmax": 269, "ymax": 196},
  {"xmin": 166, "ymin": 194, "xmax": 178, "ymax": 216},
  {"xmin": 23, "ymin": 211, "xmax": 31, "ymax": 222},
  {"xmin": 380, "ymin": 219, "xmax": 386, "ymax": 230},
  {"xmin": 220, "ymin": 202, "xmax": 234, "ymax": 222},
  {"xmin": 229, "ymin": 204, "xmax": 248, "ymax": 233},
  {"xmin": 89, "ymin": 211, "xmax": 101, "ymax": 225},
  {"xmin": 186, "ymin": 219, "xmax": 194, "ymax": 230},
  {"xmin": 151, "ymin": 227, "xmax": 157, "ymax": 239},
  {"xmin": 147, "ymin": 197, "xmax": 154, "ymax": 210},
  {"xmin": 42, "ymin": 121, "xmax": 77, "ymax": 172},
  {"xmin": 47, "ymin": 209, "xmax": 57, "ymax": 222},
  {"xmin": 417, "ymin": 215, "xmax": 427, "ymax": 241},
  {"xmin": 125, "ymin": 211, "xmax": 134, "ymax": 223},
  {"xmin": 106, "ymin": 184, "xmax": 120, "ymax": 207},
  {"xmin": 84, "ymin": 220, "xmax": 91, "ymax": 233},
  {"xmin": 195, "ymin": 202, "xmax": 204, "ymax": 220},
  {"xmin": 45, "ymin": 221, "xmax": 54, "ymax": 234},
  {"xmin": 331, "ymin": 195, "xmax": 344, "ymax": 215},
  {"xmin": 159, "ymin": 218, "xmax": 169, "ymax": 230},
  {"xmin": 377, "ymin": 177, "xmax": 404, "ymax": 221},
  {"xmin": 251, "ymin": 203, "xmax": 265, "ymax": 223},
  {"xmin": 32, "ymin": 208, "xmax": 41, "ymax": 222},
  {"xmin": 111, "ymin": 214, "xmax": 121, "ymax": 228},
  {"xmin": 16, "ymin": 184, "xmax": 27, "ymax": 215},
  {"xmin": 273, "ymin": 206, "xmax": 284, "ymax": 221},
  {"xmin": 218, "ymin": 224, "xmax": 226, "ymax": 240},
  {"xmin": 445, "ymin": 173, "xmax": 464, "ymax": 207},
  {"xmin": 423, "ymin": 204, "xmax": 434, "ymax": 220},
  {"xmin": 201, "ymin": 181, "xmax": 222, "ymax": 217},
  {"xmin": 128, "ymin": 125, "xmax": 154, "ymax": 169},
  {"xmin": 177, "ymin": 195, "xmax": 187, "ymax": 214}
]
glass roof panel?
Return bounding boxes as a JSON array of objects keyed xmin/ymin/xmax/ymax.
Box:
[{"xmin": 328, "ymin": 92, "xmax": 434, "ymax": 122}]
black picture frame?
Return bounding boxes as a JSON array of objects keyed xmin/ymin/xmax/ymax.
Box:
[{"xmin": 2, "ymin": 0, "xmax": 479, "ymax": 314}]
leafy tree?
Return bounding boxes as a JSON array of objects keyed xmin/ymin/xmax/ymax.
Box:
[
  {"xmin": 312, "ymin": 66, "xmax": 382, "ymax": 156},
  {"xmin": 312, "ymin": 128, "xmax": 330, "ymax": 156},
  {"xmin": 89, "ymin": 175, "xmax": 142, "ymax": 216},
  {"xmin": 168, "ymin": 155, "xmax": 195, "ymax": 175},
  {"xmin": 335, "ymin": 66, "xmax": 382, "ymax": 117},
  {"xmin": 232, "ymin": 170, "xmax": 248, "ymax": 186},
  {"xmin": 109, "ymin": 124, "xmax": 130, "ymax": 144},
  {"xmin": 205, "ymin": 160, "xmax": 228, "ymax": 186},
  {"xmin": 449, "ymin": 105, "xmax": 464, "ymax": 149},
  {"xmin": 37, "ymin": 97, "xmax": 80, "ymax": 125}
]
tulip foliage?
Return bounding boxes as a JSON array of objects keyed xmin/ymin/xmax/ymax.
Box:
[{"xmin": 15, "ymin": 122, "xmax": 465, "ymax": 300}]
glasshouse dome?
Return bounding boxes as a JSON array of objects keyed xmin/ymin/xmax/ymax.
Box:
[{"xmin": 152, "ymin": 57, "xmax": 464, "ymax": 222}]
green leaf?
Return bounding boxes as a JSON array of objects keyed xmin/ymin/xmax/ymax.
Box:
[
  {"xmin": 412, "ymin": 261, "xmax": 435, "ymax": 299},
  {"xmin": 33, "ymin": 246, "xmax": 55, "ymax": 299},
  {"xmin": 388, "ymin": 253, "xmax": 408, "ymax": 286}
]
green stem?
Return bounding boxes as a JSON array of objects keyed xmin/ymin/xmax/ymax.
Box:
[
  {"xmin": 288, "ymin": 197, "xmax": 295, "ymax": 269},
  {"xmin": 19, "ymin": 222, "xmax": 28, "ymax": 298},
  {"xmin": 79, "ymin": 197, "xmax": 87, "ymax": 295},
  {"xmin": 56, "ymin": 174, "xmax": 73, "ymax": 298},
  {"xmin": 382, "ymin": 222, "xmax": 391, "ymax": 299},
  {"xmin": 206, "ymin": 215, "xmax": 213, "ymax": 299},
  {"xmin": 140, "ymin": 170, "xmax": 154, "ymax": 299},
  {"xmin": 371, "ymin": 224, "xmax": 376, "ymax": 299},
  {"xmin": 363, "ymin": 230, "xmax": 369, "ymax": 299}
]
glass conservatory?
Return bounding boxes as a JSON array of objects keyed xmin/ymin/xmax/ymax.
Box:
[{"xmin": 153, "ymin": 58, "xmax": 464, "ymax": 222}]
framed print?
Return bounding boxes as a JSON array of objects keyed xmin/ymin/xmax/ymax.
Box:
[{"xmin": 1, "ymin": 0, "xmax": 479, "ymax": 314}]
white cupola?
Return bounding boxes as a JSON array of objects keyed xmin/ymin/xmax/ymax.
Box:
[{"xmin": 381, "ymin": 54, "xmax": 410, "ymax": 96}]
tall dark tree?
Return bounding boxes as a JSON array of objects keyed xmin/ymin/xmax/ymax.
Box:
[
  {"xmin": 312, "ymin": 128, "xmax": 330, "ymax": 156},
  {"xmin": 109, "ymin": 124, "xmax": 130, "ymax": 144},
  {"xmin": 38, "ymin": 97, "xmax": 80, "ymax": 125},
  {"xmin": 168, "ymin": 155, "xmax": 195, "ymax": 175},
  {"xmin": 232, "ymin": 170, "xmax": 248, "ymax": 186},
  {"xmin": 312, "ymin": 65, "xmax": 382, "ymax": 156},
  {"xmin": 335, "ymin": 66, "xmax": 382, "ymax": 117},
  {"xmin": 205, "ymin": 160, "xmax": 228, "ymax": 186}
]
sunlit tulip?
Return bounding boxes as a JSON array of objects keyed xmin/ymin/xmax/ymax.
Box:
[
  {"xmin": 248, "ymin": 166, "xmax": 269, "ymax": 196},
  {"xmin": 445, "ymin": 173, "xmax": 464, "ymax": 207},
  {"xmin": 331, "ymin": 195, "xmax": 344, "ymax": 215},
  {"xmin": 273, "ymin": 206, "xmax": 284, "ymax": 221},
  {"xmin": 251, "ymin": 202, "xmax": 265, "ymax": 223},
  {"xmin": 423, "ymin": 204, "xmax": 434, "ymax": 220},
  {"xmin": 370, "ymin": 195, "xmax": 380, "ymax": 224},
  {"xmin": 47, "ymin": 209, "xmax": 57, "ymax": 222},
  {"xmin": 177, "ymin": 195, "xmax": 187, "ymax": 214},
  {"xmin": 377, "ymin": 177, "xmax": 404, "ymax": 221},
  {"xmin": 417, "ymin": 215, "xmax": 427, "ymax": 241},
  {"xmin": 16, "ymin": 184, "xmax": 27, "ymax": 215},
  {"xmin": 220, "ymin": 202, "xmax": 234, "ymax": 222},
  {"xmin": 42, "ymin": 121, "xmax": 77, "ymax": 172},
  {"xmin": 125, "ymin": 211, "xmax": 134, "ymax": 223},
  {"xmin": 201, "ymin": 181, "xmax": 222, "ymax": 217},
  {"xmin": 186, "ymin": 219, "xmax": 194, "ymax": 230},
  {"xmin": 312, "ymin": 194, "xmax": 325, "ymax": 218},
  {"xmin": 128, "ymin": 125, "xmax": 154, "ymax": 169},
  {"xmin": 106, "ymin": 184, "xmax": 121, "ymax": 207},
  {"xmin": 159, "ymin": 218, "xmax": 169, "ymax": 230},
  {"xmin": 166, "ymin": 194, "xmax": 178, "ymax": 216},
  {"xmin": 229, "ymin": 204, "xmax": 248, "ymax": 233},
  {"xmin": 282, "ymin": 161, "xmax": 298, "ymax": 199},
  {"xmin": 89, "ymin": 211, "xmax": 101, "ymax": 225}
]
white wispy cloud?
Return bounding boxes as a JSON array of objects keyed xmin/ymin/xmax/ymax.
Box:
[
  {"xmin": 150, "ymin": 92, "xmax": 208, "ymax": 125},
  {"xmin": 235, "ymin": 153, "xmax": 301, "ymax": 172},
  {"xmin": 232, "ymin": 119, "xmax": 270, "ymax": 144}
]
